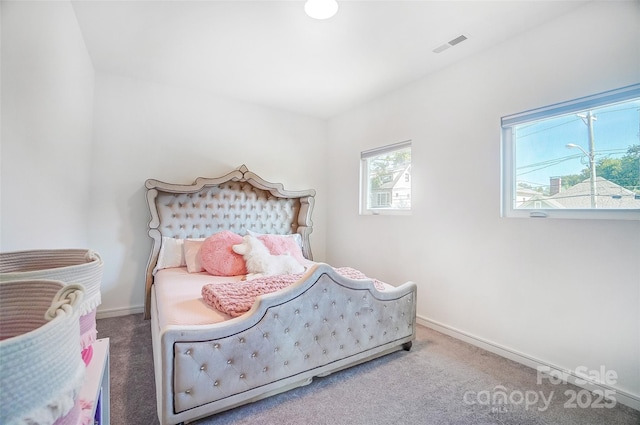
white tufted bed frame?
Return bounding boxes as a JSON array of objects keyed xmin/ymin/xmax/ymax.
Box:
[{"xmin": 144, "ymin": 165, "xmax": 417, "ymax": 425}]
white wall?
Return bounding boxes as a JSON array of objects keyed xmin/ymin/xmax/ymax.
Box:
[
  {"xmin": 2, "ymin": 0, "xmax": 638, "ymax": 409},
  {"xmin": 88, "ymin": 73, "xmax": 328, "ymax": 314},
  {"xmin": 327, "ymin": 1, "xmax": 640, "ymax": 407},
  {"xmin": 1, "ymin": 1, "xmax": 95, "ymax": 250},
  {"xmin": 0, "ymin": 2, "xmax": 327, "ymax": 315}
]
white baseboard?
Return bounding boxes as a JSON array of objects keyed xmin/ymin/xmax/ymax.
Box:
[
  {"xmin": 96, "ymin": 305, "xmax": 144, "ymax": 319},
  {"xmin": 417, "ymin": 315, "xmax": 640, "ymax": 412}
]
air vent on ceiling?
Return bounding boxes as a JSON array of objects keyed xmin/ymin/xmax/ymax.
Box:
[{"xmin": 432, "ymin": 34, "xmax": 468, "ymax": 54}]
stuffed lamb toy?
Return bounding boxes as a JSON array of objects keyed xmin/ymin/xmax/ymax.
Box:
[{"xmin": 232, "ymin": 235, "xmax": 305, "ymax": 279}]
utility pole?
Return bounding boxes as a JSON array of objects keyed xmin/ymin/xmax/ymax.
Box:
[{"xmin": 578, "ymin": 111, "xmax": 598, "ymax": 208}]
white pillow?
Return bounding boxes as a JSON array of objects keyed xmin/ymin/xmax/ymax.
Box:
[
  {"xmin": 184, "ymin": 239, "xmax": 205, "ymax": 273},
  {"xmin": 154, "ymin": 237, "xmax": 207, "ymax": 274},
  {"xmin": 154, "ymin": 237, "xmax": 185, "ymax": 274}
]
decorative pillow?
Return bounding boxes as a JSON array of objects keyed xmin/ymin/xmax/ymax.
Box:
[
  {"xmin": 247, "ymin": 229, "xmax": 303, "ymax": 249},
  {"xmin": 247, "ymin": 231, "xmax": 306, "ymax": 264},
  {"xmin": 200, "ymin": 231, "xmax": 247, "ymax": 276},
  {"xmin": 184, "ymin": 239, "xmax": 205, "ymax": 273},
  {"xmin": 154, "ymin": 237, "xmax": 185, "ymax": 273}
]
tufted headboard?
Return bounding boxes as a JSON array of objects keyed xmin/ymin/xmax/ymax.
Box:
[{"xmin": 143, "ymin": 165, "xmax": 316, "ymax": 319}]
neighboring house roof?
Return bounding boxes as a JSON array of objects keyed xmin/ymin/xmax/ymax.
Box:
[
  {"xmin": 515, "ymin": 186, "xmax": 543, "ymax": 203},
  {"xmin": 377, "ymin": 164, "xmax": 411, "ymax": 191},
  {"xmin": 516, "ymin": 187, "xmax": 542, "ymax": 197},
  {"xmin": 525, "ymin": 197, "xmax": 566, "ymax": 209},
  {"xmin": 521, "ymin": 177, "xmax": 640, "ymax": 209}
]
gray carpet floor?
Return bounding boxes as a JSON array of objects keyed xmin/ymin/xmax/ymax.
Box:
[{"xmin": 96, "ymin": 314, "xmax": 639, "ymax": 425}]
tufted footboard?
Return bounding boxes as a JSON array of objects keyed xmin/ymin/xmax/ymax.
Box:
[{"xmin": 151, "ymin": 263, "xmax": 416, "ymax": 425}]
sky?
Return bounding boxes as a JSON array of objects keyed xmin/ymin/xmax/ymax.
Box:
[{"xmin": 514, "ymin": 98, "xmax": 640, "ymax": 190}]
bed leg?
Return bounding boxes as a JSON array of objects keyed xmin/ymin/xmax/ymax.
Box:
[{"xmin": 402, "ymin": 341, "xmax": 412, "ymax": 351}]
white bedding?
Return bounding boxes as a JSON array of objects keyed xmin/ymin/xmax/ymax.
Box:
[
  {"xmin": 153, "ymin": 265, "xmax": 395, "ymax": 329},
  {"xmin": 153, "ymin": 267, "xmax": 242, "ymax": 328}
]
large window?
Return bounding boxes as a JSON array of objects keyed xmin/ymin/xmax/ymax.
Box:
[
  {"xmin": 501, "ymin": 84, "xmax": 640, "ymax": 220},
  {"xmin": 360, "ymin": 141, "xmax": 411, "ymax": 215}
]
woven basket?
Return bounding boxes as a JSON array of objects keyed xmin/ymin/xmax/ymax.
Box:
[
  {"xmin": 0, "ymin": 279, "xmax": 85, "ymax": 425},
  {"xmin": 0, "ymin": 249, "xmax": 103, "ymax": 353}
]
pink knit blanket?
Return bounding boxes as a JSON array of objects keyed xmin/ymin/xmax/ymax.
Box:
[{"xmin": 201, "ymin": 267, "xmax": 386, "ymax": 317}]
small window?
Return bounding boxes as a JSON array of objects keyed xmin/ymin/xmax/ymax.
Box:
[
  {"xmin": 360, "ymin": 141, "xmax": 411, "ymax": 215},
  {"xmin": 501, "ymin": 84, "xmax": 640, "ymax": 220}
]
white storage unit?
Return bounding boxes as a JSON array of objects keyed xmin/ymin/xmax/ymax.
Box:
[{"xmin": 81, "ymin": 338, "xmax": 110, "ymax": 425}]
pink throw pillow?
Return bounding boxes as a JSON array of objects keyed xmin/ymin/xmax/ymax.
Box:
[
  {"xmin": 200, "ymin": 231, "xmax": 247, "ymax": 276},
  {"xmin": 258, "ymin": 234, "xmax": 306, "ymax": 264}
]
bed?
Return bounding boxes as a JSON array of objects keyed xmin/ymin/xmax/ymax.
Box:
[{"xmin": 144, "ymin": 165, "xmax": 417, "ymax": 425}]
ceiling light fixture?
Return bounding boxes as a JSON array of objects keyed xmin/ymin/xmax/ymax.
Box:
[{"xmin": 305, "ymin": 0, "xmax": 339, "ymax": 20}]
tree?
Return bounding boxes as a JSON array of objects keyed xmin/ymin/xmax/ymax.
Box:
[
  {"xmin": 560, "ymin": 144, "xmax": 639, "ymax": 193},
  {"xmin": 369, "ymin": 149, "xmax": 411, "ymax": 189},
  {"xmin": 560, "ymin": 174, "xmax": 584, "ymax": 189}
]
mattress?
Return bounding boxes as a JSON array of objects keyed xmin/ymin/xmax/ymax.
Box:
[
  {"xmin": 153, "ymin": 266, "xmax": 395, "ymax": 329},
  {"xmin": 153, "ymin": 268, "xmax": 240, "ymax": 328}
]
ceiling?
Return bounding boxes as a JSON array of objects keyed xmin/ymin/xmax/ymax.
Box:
[{"xmin": 71, "ymin": 0, "xmax": 590, "ymax": 119}]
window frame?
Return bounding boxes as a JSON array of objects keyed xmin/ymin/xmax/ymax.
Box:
[
  {"xmin": 501, "ymin": 84, "xmax": 640, "ymax": 220},
  {"xmin": 360, "ymin": 140, "xmax": 412, "ymax": 216}
]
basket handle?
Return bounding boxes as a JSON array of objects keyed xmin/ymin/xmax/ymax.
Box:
[{"xmin": 45, "ymin": 284, "xmax": 84, "ymax": 320}]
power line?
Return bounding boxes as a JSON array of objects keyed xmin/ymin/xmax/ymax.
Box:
[
  {"xmin": 517, "ymin": 154, "xmax": 581, "ymax": 170},
  {"xmin": 517, "ymin": 154, "xmax": 583, "ymax": 176},
  {"xmin": 516, "ymin": 147, "xmax": 631, "ymax": 177}
]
